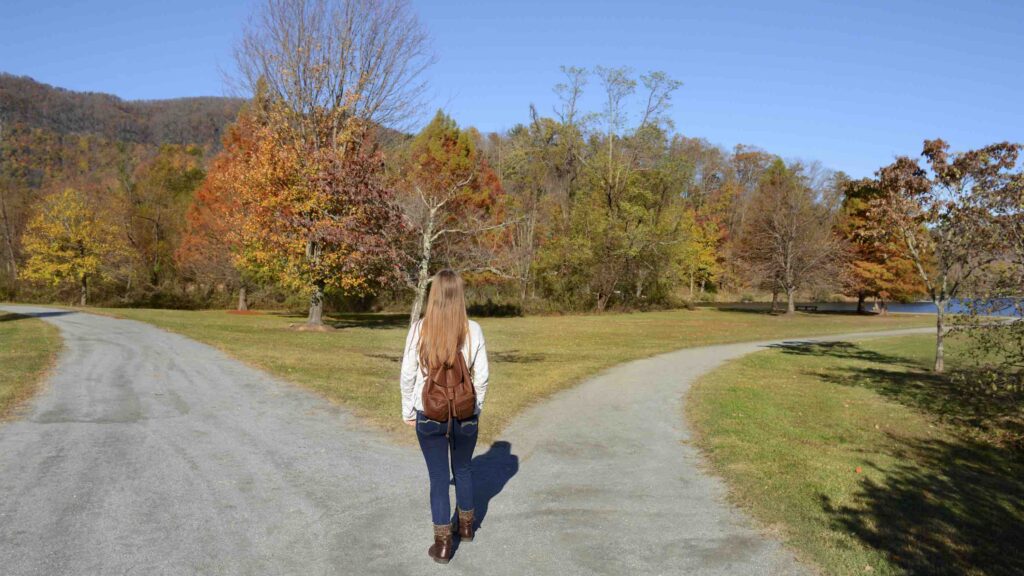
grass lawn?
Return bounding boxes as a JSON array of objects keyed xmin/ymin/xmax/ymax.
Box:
[
  {"xmin": 0, "ymin": 312, "xmax": 62, "ymax": 418},
  {"xmin": 688, "ymin": 335, "xmax": 1024, "ymax": 575},
  {"xmin": 96, "ymin": 306, "xmax": 933, "ymax": 443}
]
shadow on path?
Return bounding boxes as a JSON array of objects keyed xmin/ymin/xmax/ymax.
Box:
[{"xmin": 471, "ymin": 441, "xmax": 519, "ymax": 530}]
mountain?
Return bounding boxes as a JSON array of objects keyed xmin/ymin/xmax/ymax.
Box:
[{"xmin": 0, "ymin": 73, "xmax": 245, "ymax": 148}]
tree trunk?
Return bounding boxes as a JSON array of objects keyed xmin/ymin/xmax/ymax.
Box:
[
  {"xmin": 770, "ymin": 289, "xmax": 779, "ymax": 313},
  {"xmin": 786, "ymin": 288, "xmax": 796, "ymax": 315},
  {"xmin": 409, "ymin": 214, "xmax": 435, "ymax": 327},
  {"xmin": 857, "ymin": 293, "xmax": 866, "ymax": 314},
  {"xmin": 80, "ymin": 274, "xmax": 88, "ymax": 307},
  {"xmin": 307, "ymin": 281, "xmax": 325, "ymax": 326},
  {"xmin": 237, "ymin": 285, "xmax": 248, "ymax": 311},
  {"xmin": 934, "ymin": 299, "xmax": 946, "ymax": 373},
  {"xmin": 689, "ymin": 272, "xmax": 695, "ymax": 298},
  {"xmin": 595, "ymin": 292, "xmax": 610, "ymax": 312},
  {"xmin": 0, "ymin": 189, "xmax": 18, "ymax": 278}
]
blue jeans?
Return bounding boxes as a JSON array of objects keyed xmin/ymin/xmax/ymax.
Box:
[{"xmin": 416, "ymin": 410, "xmax": 478, "ymax": 525}]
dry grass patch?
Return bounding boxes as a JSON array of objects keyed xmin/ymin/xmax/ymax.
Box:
[{"xmin": 0, "ymin": 312, "xmax": 62, "ymax": 419}]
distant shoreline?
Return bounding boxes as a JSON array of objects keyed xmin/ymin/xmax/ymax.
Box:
[{"xmin": 704, "ymin": 299, "xmax": 1021, "ymax": 317}]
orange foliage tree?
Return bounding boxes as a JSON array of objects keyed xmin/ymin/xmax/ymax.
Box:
[
  {"xmin": 232, "ymin": 109, "xmax": 405, "ymax": 326},
  {"xmin": 176, "ymin": 112, "xmax": 257, "ymax": 309},
  {"xmin": 394, "ymin": 111, "xmax": 506, "ymax": 324},
  {"xmin": 839, "ymin": 178, "xmax": 923, "ymax": 313}
]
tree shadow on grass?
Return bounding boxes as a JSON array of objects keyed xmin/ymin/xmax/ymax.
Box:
[
  {"xmin": 764, "ymin": 340, "xmax": 1024, "ymax": 573},
  {"xmin": 325, "ymin": 313, "xmax": 408, "ymax": 330},
  {"xmin": 768, "ymin": 340, "xmax": 918, "ymax": 365},
  {"xmin": 0, "ymin": 311, "xmax": 75, "ymax": 322},
  {"xmin": 714, "ymin": 304, "xmax": 876, "ymax": 317},
  {"xmin": 489, "ymin": 351, "xmax": 545, "ymax": 363},
  {"xmin": 270, "ymin": 311, "xmax": 407, "ymax": 330},
  {"xmin": 772, "ymin": 341, "xmax": 1024, "ymax": 446},
  {"xmin": 821, "ymin": 434, "xmax": 1024, "ymax": 576}
]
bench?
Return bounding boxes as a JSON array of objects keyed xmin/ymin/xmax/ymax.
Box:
[{"xmin": 795, "ymin": 304, "xmax": 818, "ymax": 312}]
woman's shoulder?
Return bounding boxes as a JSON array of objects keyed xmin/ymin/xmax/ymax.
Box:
[{"xmin": 467, "ymin": 319, "xmax": 483, "ymax": 335}]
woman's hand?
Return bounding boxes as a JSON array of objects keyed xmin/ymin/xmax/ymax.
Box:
[{"xmin": 404, "ymin": 419, "xmax": 416, "ymax": 427}]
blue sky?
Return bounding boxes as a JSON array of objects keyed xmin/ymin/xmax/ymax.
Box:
[{"xmin": 2, "ymin": 0, "xmax": 1021, "ymax": 177}]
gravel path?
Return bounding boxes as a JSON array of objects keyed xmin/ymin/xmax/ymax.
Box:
[{"xmin": 0, "ymin": 305, "xmax": 932, "ymax": 575}]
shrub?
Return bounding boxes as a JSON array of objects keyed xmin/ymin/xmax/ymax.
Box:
[{"xmin": 468, "ymin": 298, "xmax": 522, "ymax": 317}]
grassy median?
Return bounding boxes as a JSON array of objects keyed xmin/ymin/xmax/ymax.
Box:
[
  {"xmin": 0, "ymin": 312, "xmax": 61, "ymax": 418},
  {"xmin": 688, "ymin": 335, "xmax": 1023, "ymax": 575},
  {"xmin": 99, "ymin": 306, "xmax": 934, "ymax": 443}
]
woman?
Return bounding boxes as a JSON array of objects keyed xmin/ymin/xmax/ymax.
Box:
[{"xmin": 400, "ymin": 269, "xmax": 489, "ymax": 564}]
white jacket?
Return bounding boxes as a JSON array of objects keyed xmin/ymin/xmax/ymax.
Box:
[{"xmin": 400, "ymin": 319, "xmax": 489, "ymax": 421}]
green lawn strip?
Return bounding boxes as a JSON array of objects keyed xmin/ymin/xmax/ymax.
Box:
[
  {"xmin": 687, "ymin": 335, "xmax": 1023, "ymax": 575},
  {"xmin": 0, "ymin": 313, "xmax": 62, "ymax": 419},
  {"xmin": 98, "ymin": 307, "xmax": 933, "ymax": 444}
]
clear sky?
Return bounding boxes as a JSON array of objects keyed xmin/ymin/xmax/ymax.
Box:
[{"xmin": 2, "ymin": 0, "xmax": 1021, "ymax": 177}]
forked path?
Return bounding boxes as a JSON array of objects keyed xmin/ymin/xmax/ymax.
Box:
[{"xmin": 0, "ymin": 305, "xmax": 932, "ymax": 575}]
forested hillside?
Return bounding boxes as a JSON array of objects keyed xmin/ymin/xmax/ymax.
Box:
[
  {"xmin": 0, "ymin": 74, "xmax": 244, "ymax": 146},
  {"xmin": 0, "ymin": 74, "xmax": 242, "ymax": 304}
]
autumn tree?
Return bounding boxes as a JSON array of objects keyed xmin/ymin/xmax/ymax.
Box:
[
  {"xmin": 234, "ymin": 113, "xmax": 405, "ymax": 326},
  {"xmin": 738, "ymin": 160, "xmax": 846, "ymax": 314},
  {"xmin": 20, "ymin": 188, "xmax": 127, "ymax": 305},
  {"xmin": 234, "ymin": 0, "xmax": 433, "ymax": 140},
  {"xmin": 676, "ymin": 208, "xmax": 723, "ymax": 298},
  {"xmin": 534, "ymin": 67, "xmax": 688, "ymax": 311},
  {"xmin": 500, "ymin": 66, "xmax": 589, "ymax": 304},
  {"xmin": 0, "ymin": 114, "xmax": 20, "ymax": 281},
  {"xmin": 117, "ymin": 144, "xmax": 205, "ymax": 294},
  {"xmin": 839, "ymin": 178, "xmax": 923, "ymax": 312},
  {"xmin": 176, "ymin": 113, "xmax": 259, "ymax": 310},
  {"xmin": 395, "ymin": 110, "xmax": 504, "ymax": 324},
  {"xmin": 230, "ymin": 0, "xmax": 431, "ymax": 325},
  {"xmin": 873, "ymin": 139, "xmax": 1023, "ymax": 372}
]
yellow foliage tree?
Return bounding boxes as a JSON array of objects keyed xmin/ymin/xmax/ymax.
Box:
[
  {"xmin": 21, "ymin": 188, "xmax": 126, "ymax": 305},
  {"xmin": 676, "ymin": 209, "xmax": 723, "ymax": 298}
]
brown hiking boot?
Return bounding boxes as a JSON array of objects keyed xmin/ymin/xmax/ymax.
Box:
[
  {"xmin": 428, "ymin": 523, "xmax": 453, "ymax": 564},
  {"xmin": 453, "ymin": 507, "xmax": 475, "ymax": 542}
]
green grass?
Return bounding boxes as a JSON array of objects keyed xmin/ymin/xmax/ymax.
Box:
[
  {"xmin": 96, "ymin": 306, "xmax": 933, "ymax": 443},
  {"xmin": 0, "ymin": 313, "xmax": 62, "ymax": 418},
  {"xmin": 688, "ymin": 335, "xmax": 1024, "ymax": 575}
]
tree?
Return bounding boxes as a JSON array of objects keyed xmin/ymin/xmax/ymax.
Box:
[
  {"xmin": 176, "ymin": 113, "xmax": 257, "ymax": 310},
  {"xmin": 396, "ymin": 110, "xmax": 504, "ymax": 325},
  {"xmin": 20, "ymin": 188, "xmax": 126, "ymax": 305},
  {"xmin": 234, "ymin": 0, "xmax": 433, "ymax": 140},
  {"xmin": 534, "ymin": 66, "xmax": 686, "ymax": 311},
  {"xmin": 873, "ymin": 139, "xmax": 1022, "ymax": 372},
  {"xmin": 738, "ymin": 160, "xmax": 846, "ymax": 314},
  {"xmin": 499, "ymin": 66, "xmax": 590, "ymax": 305},
  {"xmin": 0, "ymin": 114, "xmax": 20, "ymax": 280},
  {"xmin": 840, "ymin": 178, "xmax": 923, "ymax": 312},
  {"xmin": 231, "ymin": 0, "xmax": 431, "ymax": 325},
  {"xmin": 676, "ymin": 209, "xmax": 723, "ymax": 298},
  {"xmin": 118, "ymin": 144, "xmax": 205, "ymax": 293},
  {"xmin": 234, "ymin": 112, "xmax": 405, "ymax": 326}
]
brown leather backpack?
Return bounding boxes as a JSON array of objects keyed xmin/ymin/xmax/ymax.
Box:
[{"xmin": 422, "ymin": 341, "xmax": 476, "ymax": 423}]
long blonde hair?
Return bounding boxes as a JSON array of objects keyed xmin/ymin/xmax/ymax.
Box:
[{"xmin": 418, "ymin": 269, "xmax": 469, "ymax": 371}]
